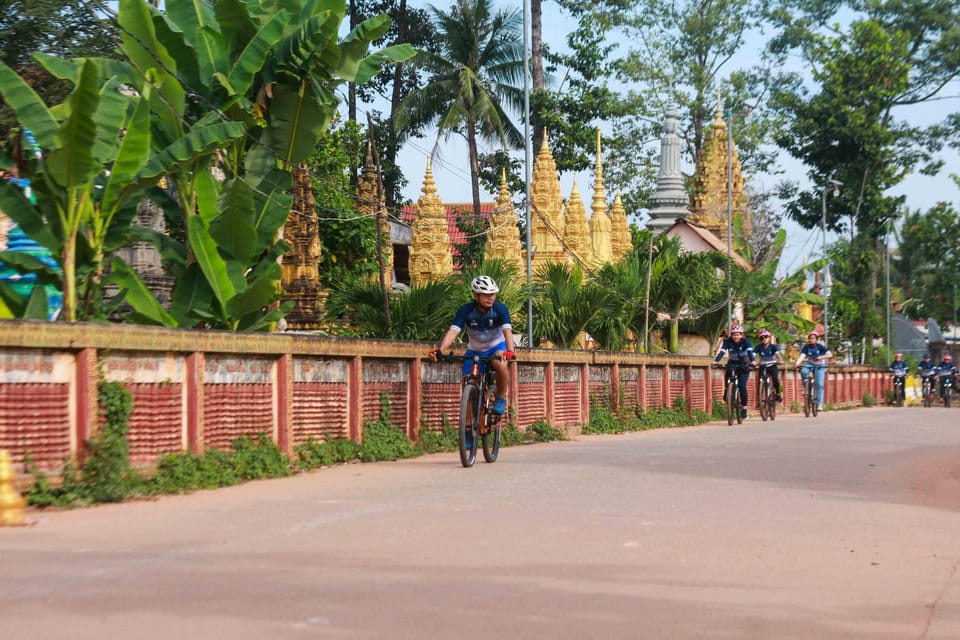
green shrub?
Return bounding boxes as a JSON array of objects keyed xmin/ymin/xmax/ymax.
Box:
[
  {"xmin": 584, "ymin": 406, "xmax": 624, "ymax": 434},
  {"xmin": 230, "ymin": 433, "xmax": 292, "ymax": 480},
  {"xmin": 359, "ymin": 422, "xmax": 421, "ymax": 461},
  {"xmin": 863, "ymin": 391, "xmax": 877, "ymax": 407},
  {"xmin": 529, "ymin": 419, "xmax": 565, "ymax": 442},
  {"xmin": 418, "ymin": 415, "xmax": 458, "ymax": 453},
  {"xmin": 295, "ymin": 436, "xmax": 361, "ymax": 469}
]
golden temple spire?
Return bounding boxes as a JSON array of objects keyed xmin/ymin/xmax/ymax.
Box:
[
  {"xmin": 589, "ymin": 127, "xmax": 613, "ymax": 264},
  {"xmin": 529, "ymin": 129, "xmax": 566, "ymax": 270},
  {"xmin": 484, "ymin": 169, "xmax": 523, "ymax": 271},
  {"xmin": 409, "ymin": 159, "xmax": 453, "ymax": 284},
  {"xmin": 564, "ymin": 178, "xmax": 593, "ymax": 266},
  {"xmin": 281, "ymin": 163, "xmax": 324, "ymax": 329},
  {"xmin": 355, "ymin": 139, "xmax": 393, "ymax": 289},
  {"xmin": 689, "ymin": 99, "xmax": 749, "ymax": 241},
  {"xmin": 609, "ymin": 187, "xmax": 631, "ymax": 262}
]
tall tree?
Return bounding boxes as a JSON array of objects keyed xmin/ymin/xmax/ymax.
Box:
[
  {"xmin": 894, "ymin": 203, "xmax": 960, "ymax": 326},
  {"xmin": 395, "ymin": 0, "xmax": 525, "ymax": 220},
  {"xmin": 0, "ymin": 1, "xmax": 118, "ymax": 136},
  {"xmin": 768, "ymin": 0, "xmax": 960, "ymax": 358}
]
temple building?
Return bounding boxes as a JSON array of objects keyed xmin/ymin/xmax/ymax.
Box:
[
  {"xmin": 279, "ymin": 163, "xmax": 324, "ymax": 329},
  {"xmin": 528, "ymin": 132, "xmax": 567, "ymax": 271},
  {"xmin": 563, "ymin": 179, "xmax": 593, "ymax": 267},
  {"xmin": 589, "ymin": 128, "xmax": 613, "ymax": 265},
  {"xmin": 483, "ymin": 171, "xmax": 523, "ymax": 272},
  {"xmin": 689, "ymin": 99, "xmax": 750, "ymax": 241},
  {"xmin": 646, "ymin": 103, "xmax": 691, "ymax": 233},
  {"xmin": 407, "ymin": 160, "xmax": 454, "ymax": 285}
]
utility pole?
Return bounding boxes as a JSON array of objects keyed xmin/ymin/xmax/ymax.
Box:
[{"xmin": 821, "ymin": 179, "xmax": 842, "ymax": 347}]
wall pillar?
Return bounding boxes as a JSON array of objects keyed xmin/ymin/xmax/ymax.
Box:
[
  {"xmin": 610, "ymin": 363, "xmax": 620, "ymax": 415},
  {"xmin": 75, "ymin": 348, "xmax": 98, "ymax": 461},
  {"xmin": 407, "ymin": 358, "xmax": 422, "ymax": 441},
  {"xmin": 276, "ymin": 354, "xmax": 293, "ymax": 455},
  {"xmin": 545, "ymin": 361, "xmax": 555, "ymax": 426},
  {"xmin": 185, "ymin": 352, "xmax": 204, "ymax": 454},
  {"xmin": 348, "ymin": 356, "xmax": 362, "ymax": 443},
  {"xmin": 580, "ymin": 363, "xmax": 590, "ymax": 427}
]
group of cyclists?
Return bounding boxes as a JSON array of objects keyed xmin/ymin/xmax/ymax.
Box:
[
  {"xmin": 890, "ymin": 351, "xmax": 957, "ymax": 405},
  {"xmin": 713, "ymin": 325, "xmax": 831, "ymax": 419},
  {"xmin": 431, "ymin": 274, "xmax": 956, "ymax": 426}
]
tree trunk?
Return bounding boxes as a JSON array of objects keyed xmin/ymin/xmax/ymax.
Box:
[
  {"xmin": 385, "ymin": 0, "xmax": 409, "ymax": 211},
  {"xmin": 466, "ymin": 115, "xmax": 482, "ymax": 220},
  {"xmin": 531, "ymin": 0, "xmax": 544, "ymax": 153}
]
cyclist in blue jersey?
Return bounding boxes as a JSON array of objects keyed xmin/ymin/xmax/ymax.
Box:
[
  {"xmin": 936, "ymin": 353, "xmax": 957, "ymax": 399},
  {"xmin": 754, "ymin": 329, "xmax": 784, "ymax": 402},
  {"xmin": 714, "ymin": 325, "xmax": 755, "ymax": 419},
  {"xmin": 429, "ymin": 275, "xmax": 515, "ymax": 415},
  {"xmin": 796, "ymin": 330, "xmax": 832, "ymax": 411}
]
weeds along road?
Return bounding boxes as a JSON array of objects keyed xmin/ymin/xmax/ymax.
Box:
[{"xmin": 3, "ymin": 407, "xmax": 960, "ymax": 640}]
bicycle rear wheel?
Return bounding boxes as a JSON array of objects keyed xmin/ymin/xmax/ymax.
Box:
[
  {"xmin": 768, "ymin": 392, "xmax": 777, "ymax": 421},
  {"xmin": 735, "ymin": 386, "xmax": 744, "ymax": 424},
  {"xmin": 481, "ymin": 411, "xmax": 501, "ymax": 463},
  {"xmin": 945, "ymin": 386, "xmax": 952, "ymax": 409},
  {"xmin": 803, "ymin": 380, "xmax": 812, "ymax": 417},
  {"xmin": 458, "ymin": 383, "xmax": 479, "ymax": 467}
]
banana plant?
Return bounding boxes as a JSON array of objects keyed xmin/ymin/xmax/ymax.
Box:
[
  {"xmin": 0, "ymin": 59, "xmax": 155, "ymax": 321},
  {"xmin": 109, "ymin": 0, "xmax": 413, "ymax": 330}
]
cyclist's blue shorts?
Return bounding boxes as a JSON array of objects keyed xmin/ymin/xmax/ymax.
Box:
[{"xmin": 463, "ymin": 342, "xmax": 506, "ymax": 375}]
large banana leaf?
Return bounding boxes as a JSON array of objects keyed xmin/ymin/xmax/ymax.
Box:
[
  {"xmin": 45, "ymin": 61, "xmax": 99, "ymax": 190},
  {"xmin": 0, "ymin": 183, "xmax": 60, "ymax": 251},
  {"xmin": 226, "ymin": 9, "xmax": 289, "ymax": 96},
  {"xmin": 187, "ymin": 218, "xmax": 236, "ymax": 316},
  {"xmin": 118, "ymin": 0, "xmax": 185, "ymax": 120},
  {"xmin": 166, "ymin": 0, "xmax": 223, "ymax": 90},
  {"xmin": 0, "ymin": 61, "xmax": 58, "ymax": 148},
  {"xmin": 139, "ymin": 120, "xmax": 246, "ymax": 181},
  {"xmin": 100, "ymin": 94, "xmax": 152, "ymax": 218}
]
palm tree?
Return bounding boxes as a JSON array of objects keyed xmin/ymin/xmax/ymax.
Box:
[
  {"xmin": 532, "ymin": 262, "xmax": 613, "ymax": 349},
  {"xmin": 325, "ymin": 275, "xmax": 462, "ymax": 340},
  {"xmin": 395, "ymin": 0, "xmax": 525, "ymax": 220},
  {"xmin": 647, "ymin": 236, "xmax": 726, "ymax": 353}
]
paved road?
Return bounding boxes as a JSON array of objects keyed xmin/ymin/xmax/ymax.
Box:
[{"xmin": 3, "ymin": 408, "xmax": 960, "ymax": 639}]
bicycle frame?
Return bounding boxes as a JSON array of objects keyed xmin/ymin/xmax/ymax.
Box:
[{"xmin": 757, "ymin": 363, "xmax": 777, "ymax": 421}]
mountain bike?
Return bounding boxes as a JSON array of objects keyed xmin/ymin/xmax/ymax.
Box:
[
  {"xmin": 438, "ymin": 353, "xmax": 503, "ymax": 467},
  {"xmin": 920, "ymin": 371, "xmax": 937, "ymax": 408},
  {"xmin": 757, "ymin": 362, "xmax": 777, "ymax": 422},
  {"xmin": 801, "ymin": 366, "xmax": 818, "ymax": 417},
  {"xmin": 941, "ymin": 373, "xmax": 955, "ymax": 409},
  {"xmin": 889, "ymin": 371, "xmax": 906, "ymax": 407},
  {"xmin": 715, "ymin": 363, "xmax": 750, "ymax": 425}
]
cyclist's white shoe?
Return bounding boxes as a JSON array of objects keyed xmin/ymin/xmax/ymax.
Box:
[{"xmin": 818, "ymin": 404, "xmax": 824, "ymax": 411}]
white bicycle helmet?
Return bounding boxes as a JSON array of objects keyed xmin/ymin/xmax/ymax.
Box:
[{"xmin": 470, "ymin": 275, "xmax": 499, "ymax": 294}]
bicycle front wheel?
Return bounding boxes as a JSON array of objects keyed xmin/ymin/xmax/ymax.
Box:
[
  {"xmin": 945, "ymin": 386, "xmax": 952, "ymax": 409},
  {"xmin": 458, "ymin": 383, "xmax": 480, "ymax": 467},
  {"xmin": 803, "ymin": 381, "xmax": 812, "ymax": 417},
  {"xmin": 768, "ymin": 388, "xmax": 777, "ymax": 421},
  {"xmin": 726, "ymin": 378, "xmax": 736, "ymax": 425},
  {"xmin": 759, "ymin": 381, "xmax": 769, "ymax": 422},
  {"xmin": 482, "ymin": 412, "xmax": 501, "ymax": 463}
]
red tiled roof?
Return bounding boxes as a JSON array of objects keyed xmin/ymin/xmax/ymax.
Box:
[{"xmin": 401, "ymin": 202, "xmax": 496, "ymax": 255}]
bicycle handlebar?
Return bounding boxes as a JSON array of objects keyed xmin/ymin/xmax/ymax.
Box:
[{"xmin": 436, "ymin": 352, "xmax": 504, "ymax": 364}]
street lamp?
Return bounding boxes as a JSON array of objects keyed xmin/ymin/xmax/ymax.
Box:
[
  {"xmin": 726, "ymin": 104, "xmax": 753, "ymax": 331},
  {"xmin": 821, "ymin": 179, "xmax": 842, "ymax": 347}
]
